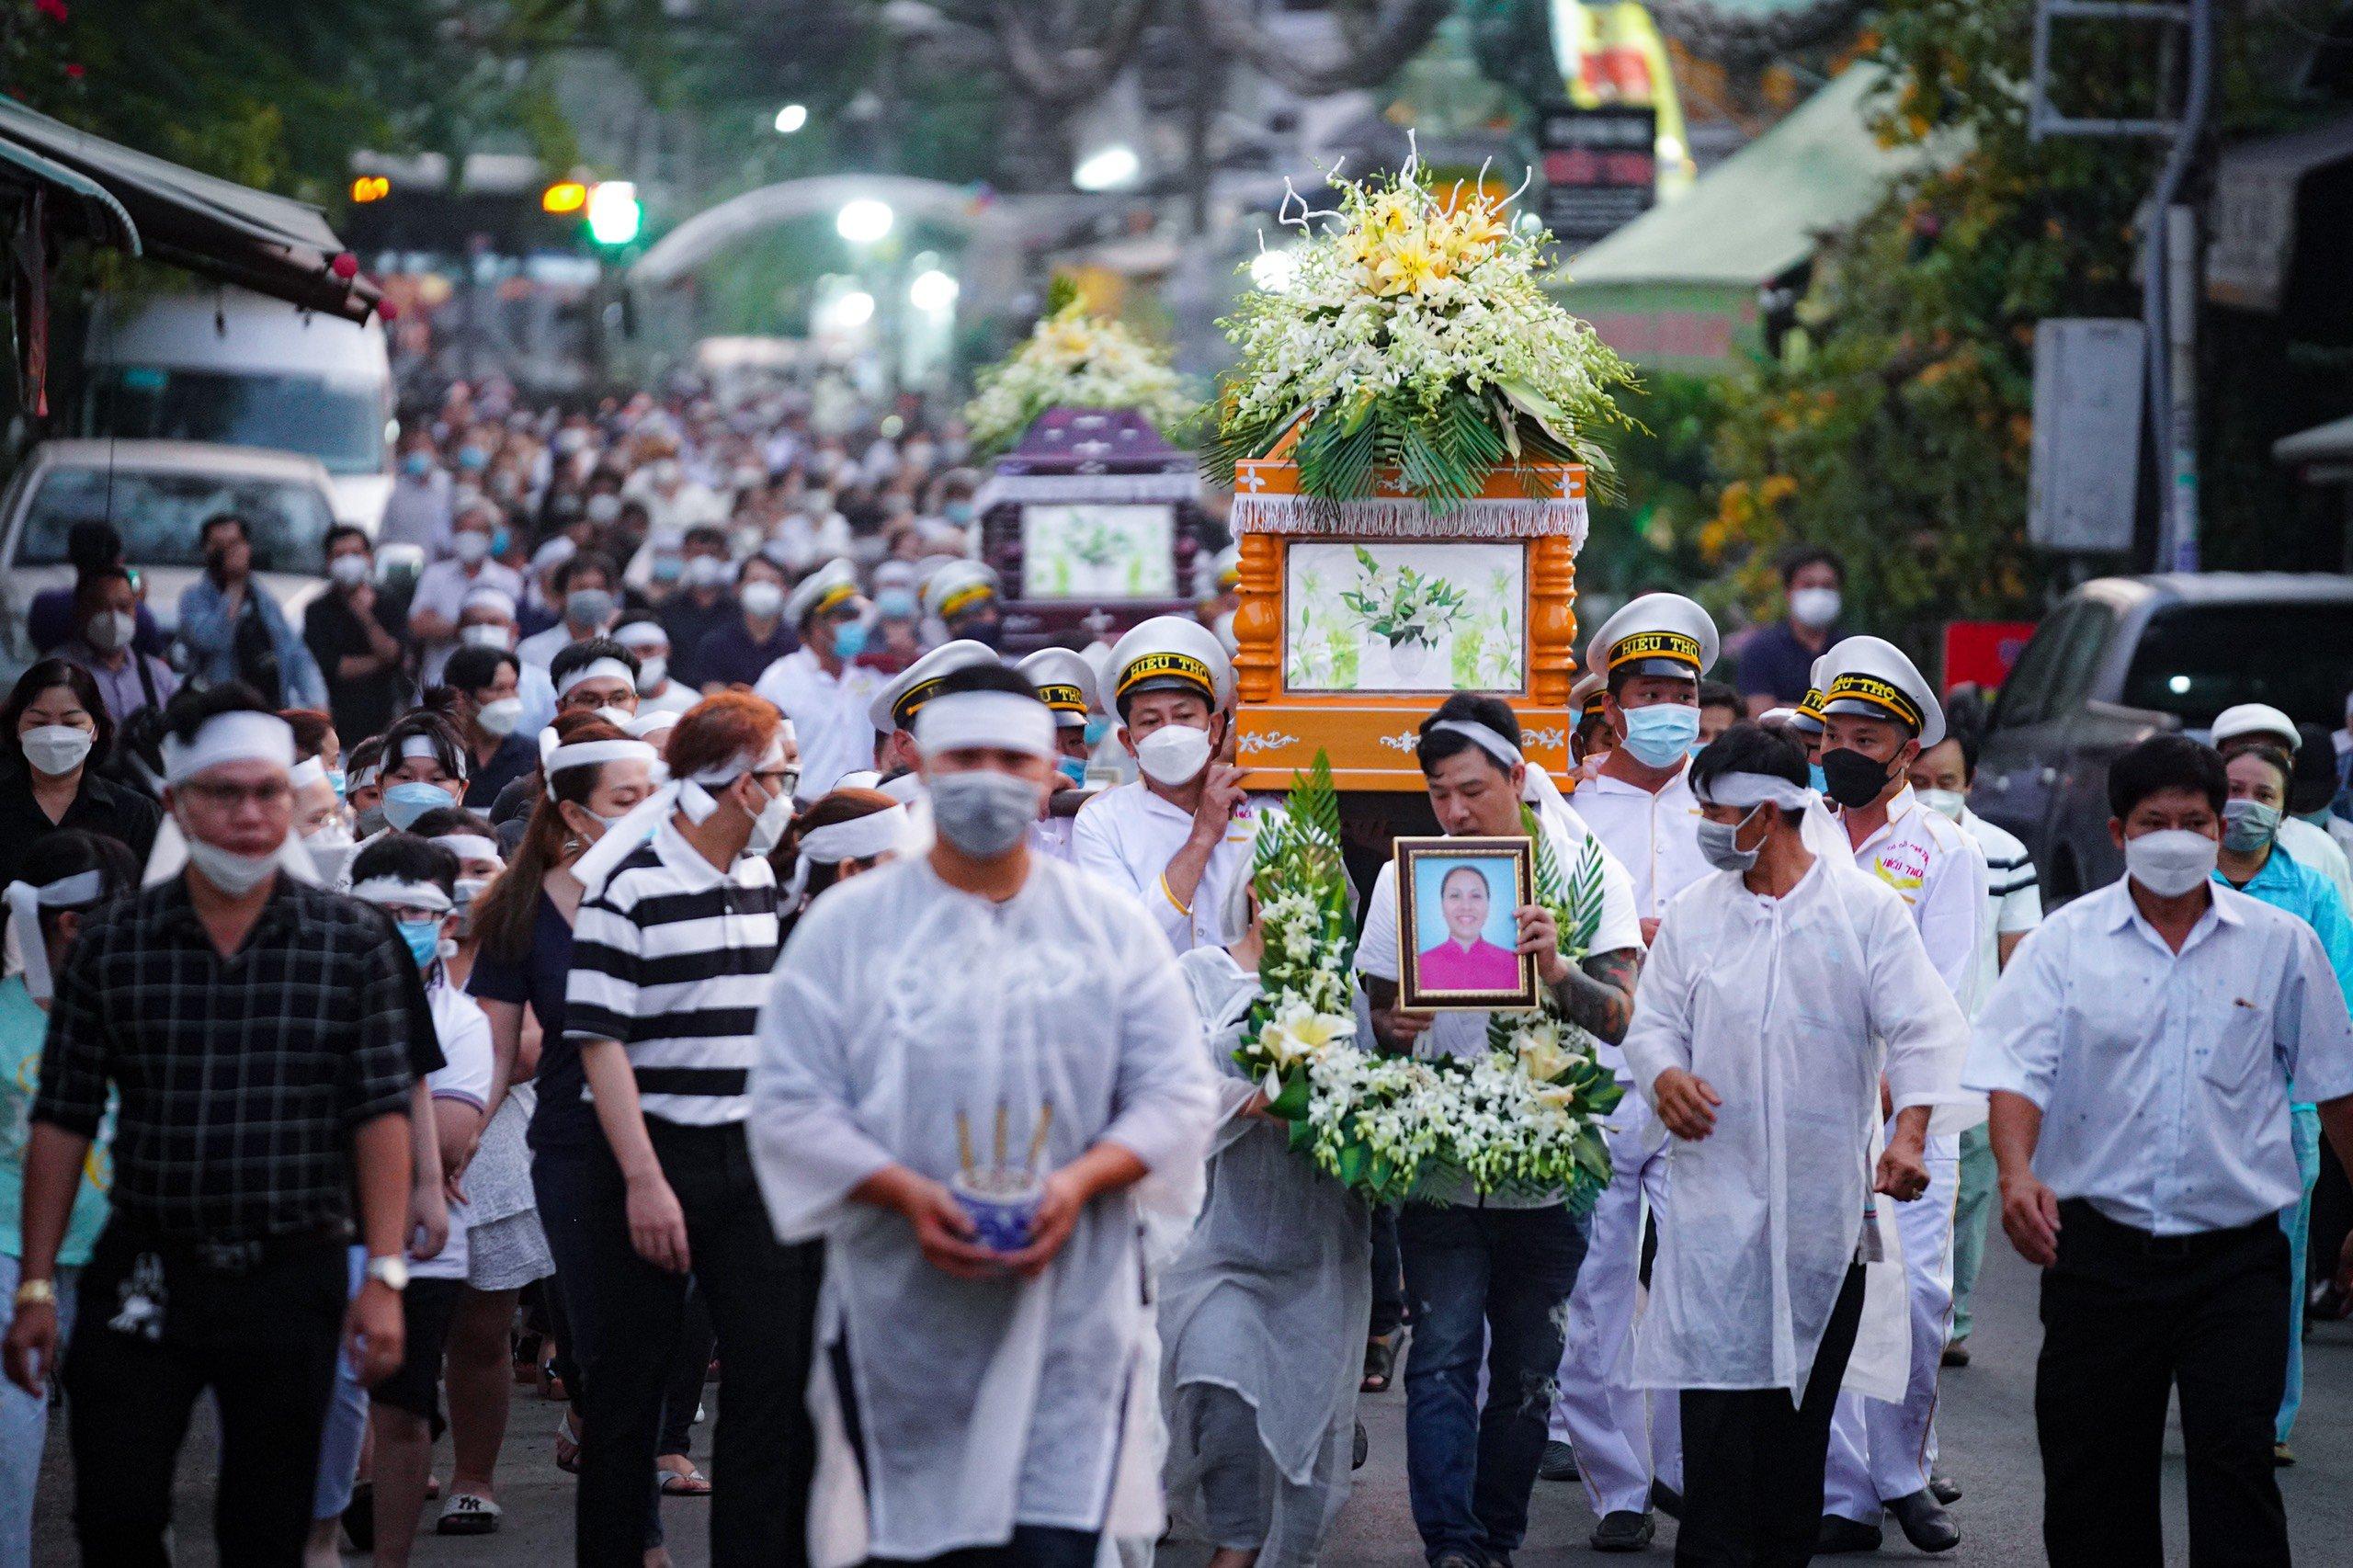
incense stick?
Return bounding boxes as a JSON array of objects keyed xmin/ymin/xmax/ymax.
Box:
[
  {"xmin": 1024, "ymin": 1101, "xmax": 1055, "ymax": 1175},
  {"xmin": 956, "ymin": 1111, "xmax": 976, "ymax": 1180},
  {"xmin": 993, "ymin": 1101, "xmax": 1008, "ymax": 1171}
]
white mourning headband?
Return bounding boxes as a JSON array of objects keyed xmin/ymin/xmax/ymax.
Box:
[
  {"xmin": 615, "ymin": 620, "xmax": 666, "ymax": 648},
  {"xmin": 914, "ymin": 689, "xmax": 1054, "ymax": 760},
  {"xmin": 539, "ymin": 731, "xmax": 658, "ymax": 778},
  {"xmin": 399, "ymin": 735, "xmax": 445, "ymax": 762},
  {"xmin": 430, "ymin": 834, "xmax": 500, "ymax": 864},
  {"xmin": 1429, "ymin": 719, "xmax": 1522, "ymax": 768},
  {"xmin": 570, "ymin": 732, "xmax": 789, "ymax": 894},
  {"xmin": 161, "ymin": 710, "xmax": 293, "ymax": 785},
  {"xmin": 5, "ymin": 870, "xmax": 108, "ymax": 1004},
  {"xmin": 460, "ymin": 585, "xmax": 517, "ymax": 618},
  {"xmin": 289, "ymin": 756, "xmax": 327, "ymax": 791},
  {"xmin": 555, "ymin": 656, "xmax": 637, "ymax": 697},
  {"xmin": 1692, "ymin": 770, "xmax": 1814, "ymax": 812},
  {"xmin": 800, "ymin": 804, "xmax": 911, "ymax": 865},
  {"xmin": 350, "ymin": 878, "xmax": 454, "ymax": 914}
]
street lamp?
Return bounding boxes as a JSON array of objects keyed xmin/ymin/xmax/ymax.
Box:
[
  {"xmin": 1073, "ymin": 144, "xmax": 1142, "ymax": 192},
  {"xmin": 908, "ymin": 268, "xmax": 960, "ymax": 312},
  {"xmin": 836, "ymin": 199, "xmax": 894, "ymax": 245},
  {"xmin": 774, "ymin": 103, "xmax": 809, "ymax": 134},
  {"xmin": 822, "ymin": 290, "xmax": 877, "ymax": 331}
]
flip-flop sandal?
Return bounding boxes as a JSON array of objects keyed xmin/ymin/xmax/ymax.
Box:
[
  {"xmin": 657, "ymin": 1460, "xmax": 712, "ymax": 1496},
  {"xmin": 438, "ymin": 1493, "xmax": 504, "ymax": 1535},
  {"xmin": 1362, "ymin": 1334, "xmax": 1398, "ymax": 1393},
  {"xmin": 555, "ymin": 1415, "xmax": 583, "ymax": 1474}
]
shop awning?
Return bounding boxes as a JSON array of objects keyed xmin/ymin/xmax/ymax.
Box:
[
  {"xmin": 1557, "ymin": 64, "xmax": 1935, "ymax": 368},
  {"xmin": 2273, "ymin": 411, "xmax": 2353, "ymax": 470},
  {"xmin": 0, "ymin": 96, "xmax": 379, "ymax": 322}
]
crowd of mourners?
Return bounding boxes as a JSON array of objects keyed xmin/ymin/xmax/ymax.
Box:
[{"xmin": 0, "ymin": 369, "xmax": 2349, "ymax": 1568}]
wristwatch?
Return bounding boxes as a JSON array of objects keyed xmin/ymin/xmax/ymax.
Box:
[
  {"xmin": 364, "ymin": 1254, "xmax": 409, "ymax": 1292},
  {"xmin": 11, "ymin": 1278, "xmax": 55, "ymax": 1310}
]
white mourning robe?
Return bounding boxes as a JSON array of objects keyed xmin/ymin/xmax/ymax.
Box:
[
  {"xmin": 1159, "ymin": 948, "xmax": 1371, "ymax": 1568},
  {"xmin": 1619, "ymin": 852, "xmax": 1971, "ymax": 1402},
  {"xmin": 750, "ymin": 855, "xmax": 1217, "ymax": 1565}
]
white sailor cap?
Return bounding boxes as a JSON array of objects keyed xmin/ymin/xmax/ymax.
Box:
[
  {"xmin": 1108, "ymin": 615, "xmax": 1232, "ymax": 712},
  {"xmin": 868, "ymin": 639, "xmax": 1001, "ymax": 733},
  {"xmin": 783, "ymin": 558, "xmax": 862, "ymax": 629},
  {"xmin": 1570, "ymin": 671, "xmax": 1605, "ymax": 713},
  {"xmin": 922, "ymin": 560, "xmax": 1001, "ymax": 624},
  {"xmin": 1211, "ymin": 543, "xmax": 1240, "ymax": 590},
  {"xmin": 1586, "ymin": 593, "xmax": 1720, "ymax": 685},
  {"xmin": 1016, "ymin": 648, "xmax": 1102, "ymax": 729},
  {"xmin": 1813, "ymin": 636, "xmax": 1944, "ymax": 747},
  {"xmin": 1789, "ymin": 686, "xmax": 1828, "ymax": 737},
  {"xmin": 2211, "ymin": 702, "xmax": 2300, "ymax": 753}
]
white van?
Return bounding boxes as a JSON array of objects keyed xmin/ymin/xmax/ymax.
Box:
[{"xmin": 78, "ymin": 288, "xmax": 395, "ymax": 529}]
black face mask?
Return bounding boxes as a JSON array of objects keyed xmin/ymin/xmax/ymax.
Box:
[{"xmin": 1818, "ymin": 746, "xmax": 1895, "ymax": 810}]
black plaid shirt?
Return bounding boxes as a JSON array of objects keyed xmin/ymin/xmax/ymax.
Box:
[{"xmin": 34, "ymin": 874, "xmax": 427, "ymax": 1244}]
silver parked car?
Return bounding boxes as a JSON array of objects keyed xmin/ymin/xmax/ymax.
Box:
[
  {"xmin": 0, "ymin": 438, "xmax": 347, "ymax": 682},
  {"xmin": 1971, "ymin": 572, "xmax": 2353, "ymax": 903}
]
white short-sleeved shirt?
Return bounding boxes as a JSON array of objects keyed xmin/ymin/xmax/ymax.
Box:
[
  {"xmin": 414, "ymin": 981, "xmax": 495, "ymax": 1281},
  {"xmin": 1569, "ymin": 766, "xmax": 1711, "ymax": 926},
  {"xmin": 1957, "ymin": 805, "xmax": 2041, "ymax": 1018},
  {"xmin": 1070, "ymin": 780, "xmax": 1258, "ymax": 955},
  {"xmin": 1964, "ymin": 879, "xmax": 2353, "ymax": 1234},
  {"xmin": 1357, "ymin": 805, "xmax": 1641, "ymax": 1207}
]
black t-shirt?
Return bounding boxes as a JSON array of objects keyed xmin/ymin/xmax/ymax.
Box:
[
  {"xmin": 0, "ymin": 767, "xmax": 161, "ymax": 892},
  {"xmin": 302, "ymin": 591, "xmax": 410, "ymax": 744},
  {"xmin": 468, "ymin": 892, "xmax": 587, "ymax": 1150}
]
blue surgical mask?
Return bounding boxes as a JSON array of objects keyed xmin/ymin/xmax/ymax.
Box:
[
  {"xmin": 327, "ymin": 767, "xmax": 347, "ymax": 801},
  {"xmin": 396, "ymin": 917, "xmax": 445, "ymax": 971},
  {"xmin": 1620, "ymin": 704, "xmax": 1700, "ymax": 769},
  {"xmin": 402, "ymin": 452, "xmax": 433, "ymax": 478},
  {"xmin": 1808, "ymin": 762, "xmax": 1829, "ymax": 794},
  {"xmin": 831, "ymin": 619, "xmax": 869, "ymax": 660},
  {"xmin": 490, "ymin": 527, "xmax": 512, "ymax": 558},
  {"xmin": 382, "ymin": 780, "xmax": 456, "ymax": 832},
  {"xmin": 1057, "ymin": 756, "xmax": 1088, "ymax": 786},
  {"xmin": 1084, "ymin": 716, "xmax": 1111, "ymax": 748},
  {"xmin": 457, "ymin": 444, "xmax": 489, "ymax": 472},
  {"xmin": 944, "ymin": 500, "xmax": 975, "ymax": 525}
]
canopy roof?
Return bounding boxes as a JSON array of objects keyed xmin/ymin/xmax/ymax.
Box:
[{"xmin": 0, "ymin": 96, "xmax": 379, "ymax": 322}]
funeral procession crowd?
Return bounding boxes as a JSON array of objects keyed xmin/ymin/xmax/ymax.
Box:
[{"xmin": 2, "ymin": 379, "xmax": 2352, "ymax": 1568}]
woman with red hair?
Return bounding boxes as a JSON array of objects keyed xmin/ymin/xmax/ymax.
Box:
[{"xmin": 563, "ymin": 692, "xmax": 818, "ymax": 1568}]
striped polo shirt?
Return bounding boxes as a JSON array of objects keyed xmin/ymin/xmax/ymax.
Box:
[{"xmin": 566, "ymin": 818, "xmax": 781, "ymax": 1127}]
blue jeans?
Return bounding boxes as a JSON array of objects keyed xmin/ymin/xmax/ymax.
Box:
[
  {"xmin": 2279, "ymin": 1102, "xmax": 2322, "ymax": 1445},
  {"xmin": 311, "ymin": 1247, "xmax": 368, "ymax": 1521},
  {"xmin": 1398, "ymin": 1203, "xmax": 1588, "ymax": 1565},
  {"xmin": 0, "ymin": 1255, "xmax": 77, "ymax": 1568}
]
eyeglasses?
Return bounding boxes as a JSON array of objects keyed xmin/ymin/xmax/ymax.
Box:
[{"xmin": 179, "ymin": 779, "xmax": 293, "ymax": 809}]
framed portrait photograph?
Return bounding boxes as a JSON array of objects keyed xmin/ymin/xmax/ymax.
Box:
[{"xmin": 1394, "ymin": 835, "xmax": 1540, "ymax": 1012}]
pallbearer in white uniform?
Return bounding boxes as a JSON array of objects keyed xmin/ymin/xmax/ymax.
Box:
[
  {"xmin": 1809, "ymin": 636, "xmax": 1984, "ymax": 1556},
  {"xmin": 1070, "ymin": 617, "xmax": 1252, "ymax": 955},
  {"xmin": 1017, "ymin": 648, "xmax": 1104, "ymax": 864},
  {"xmin": 865, "ymin": 640, "xmax": 1002, "ymax": 805},
  {"xmin": 1544, "ymin": 594, "xmax": 1720, "ymax": 1551},
  {"xmin": 753, "ymin": 559, "xmax": 881, "ymax": 802}
]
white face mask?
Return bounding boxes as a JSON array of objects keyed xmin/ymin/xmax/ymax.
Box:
[
  {"xmin": 475, "ymin": 697, "xmax": 525, "ymax": 736},
  {"xmin": 634, "ymin": 656, "xmax": 667, "ymax": 693},
  {"xmin": 741, "ymin": 580, "xmax": 784, "ymax": 620},
  {"xmin": 1917, "ymin": 788, "xmax": 1967, "ymax": 823},
  {"xmin": 460, "ymin": 622, "xmax": 513, "ymax": 649},
  {"xmin": 452, "ymin": 530, "xmax": 493, "ymax": 564},
  {"xmin": 302, "ymin": 816, "xmax": 354, "ymax": 848},
  {"xmin": 181, "ymin": 824, "xmax": 280, "ymax": 896},
  {"xmin": 585, "ymin": 494, "xmax": 622, "ymax": 525},
  {"xmin": 2123, "ymin": 828, "xmax": 2219, "ymax": 899},
  {"xmin": 930, "ymin": 769, "xmax": 1040, "ymax": 859},
  {"xmin": 328, "ymin": 553, "xmax": 372, "ymax": 587},
  {"xmin": 21, "ymin": 724, "xmax": 93, "ymax": 777},
  {"xmin": 1135, "ymin": 723, "xmax": 1211, "ymax": 788},
  {"xmin": 745, "ymin": 780, "xmax": 795, "ymax": 857},
  {"xmin": 85, "ymin": 610, "xmax": 136, "ymax": 653},
  {"xmin": 1788, "ymin": 586, "xmax": 1842, "ymax": 630}
]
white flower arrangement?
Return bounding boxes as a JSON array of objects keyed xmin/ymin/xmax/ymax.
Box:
[
  {"xmin": 963, "ymin": 291, "xmax": 1197, "ymax": 458},
  {"xmin": 1206, "ymin": 144, "xmax": 1636, "ymax": 513},
  {"xmin": 1233, "ymin": 758, "xmax": 1620, "ymax": 1207}
]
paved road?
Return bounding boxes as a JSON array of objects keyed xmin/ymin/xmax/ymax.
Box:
[{"xmin": 31, "ymin": 1240, "xmax": 2353, "ymax": 1563}]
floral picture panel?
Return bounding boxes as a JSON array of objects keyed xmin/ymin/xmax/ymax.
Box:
[
  {"xmin": 1283, "ymin": 540, "xmax": 1527, "ymax": 695},
  {"xmin": 1018, "ymin": 502, "xmax": 1176, "ymax": 599}
]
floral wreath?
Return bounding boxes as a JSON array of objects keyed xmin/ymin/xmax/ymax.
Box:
[
  {"xmin": 1233, "ymin": 754, "xmax": 1621, "ymax": 1207},
  {"xmin": 962, "ymin": 278, "xmax": 1198, "ymax": 458}
]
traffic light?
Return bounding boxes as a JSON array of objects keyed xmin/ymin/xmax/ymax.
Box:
[
  {"xmin": 541, "ymin": 179, "xmax": 588, "ymax": 215},
  {"xmin": 585, "ymin": 182, "xmax": 642, "ymax": 246}
]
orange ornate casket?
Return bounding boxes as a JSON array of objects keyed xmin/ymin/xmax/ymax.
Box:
[{"xmin": 1229, "ymin": 454, "xmax": 1588, "ymax": 792}]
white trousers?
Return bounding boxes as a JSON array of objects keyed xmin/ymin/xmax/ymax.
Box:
[
  {"xmin": 1548, "ymin": 1102, "xmax": 1681, "ymax": 1516},
  {"xmin": 1824, "ymin": 1131, "xmax": 1960, "ymax": 1521}
]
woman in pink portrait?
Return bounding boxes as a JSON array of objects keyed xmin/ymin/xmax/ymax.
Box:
[{"xmin": 1417, "ymin": 863, "xmax": 1518, "ymax": 991}]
